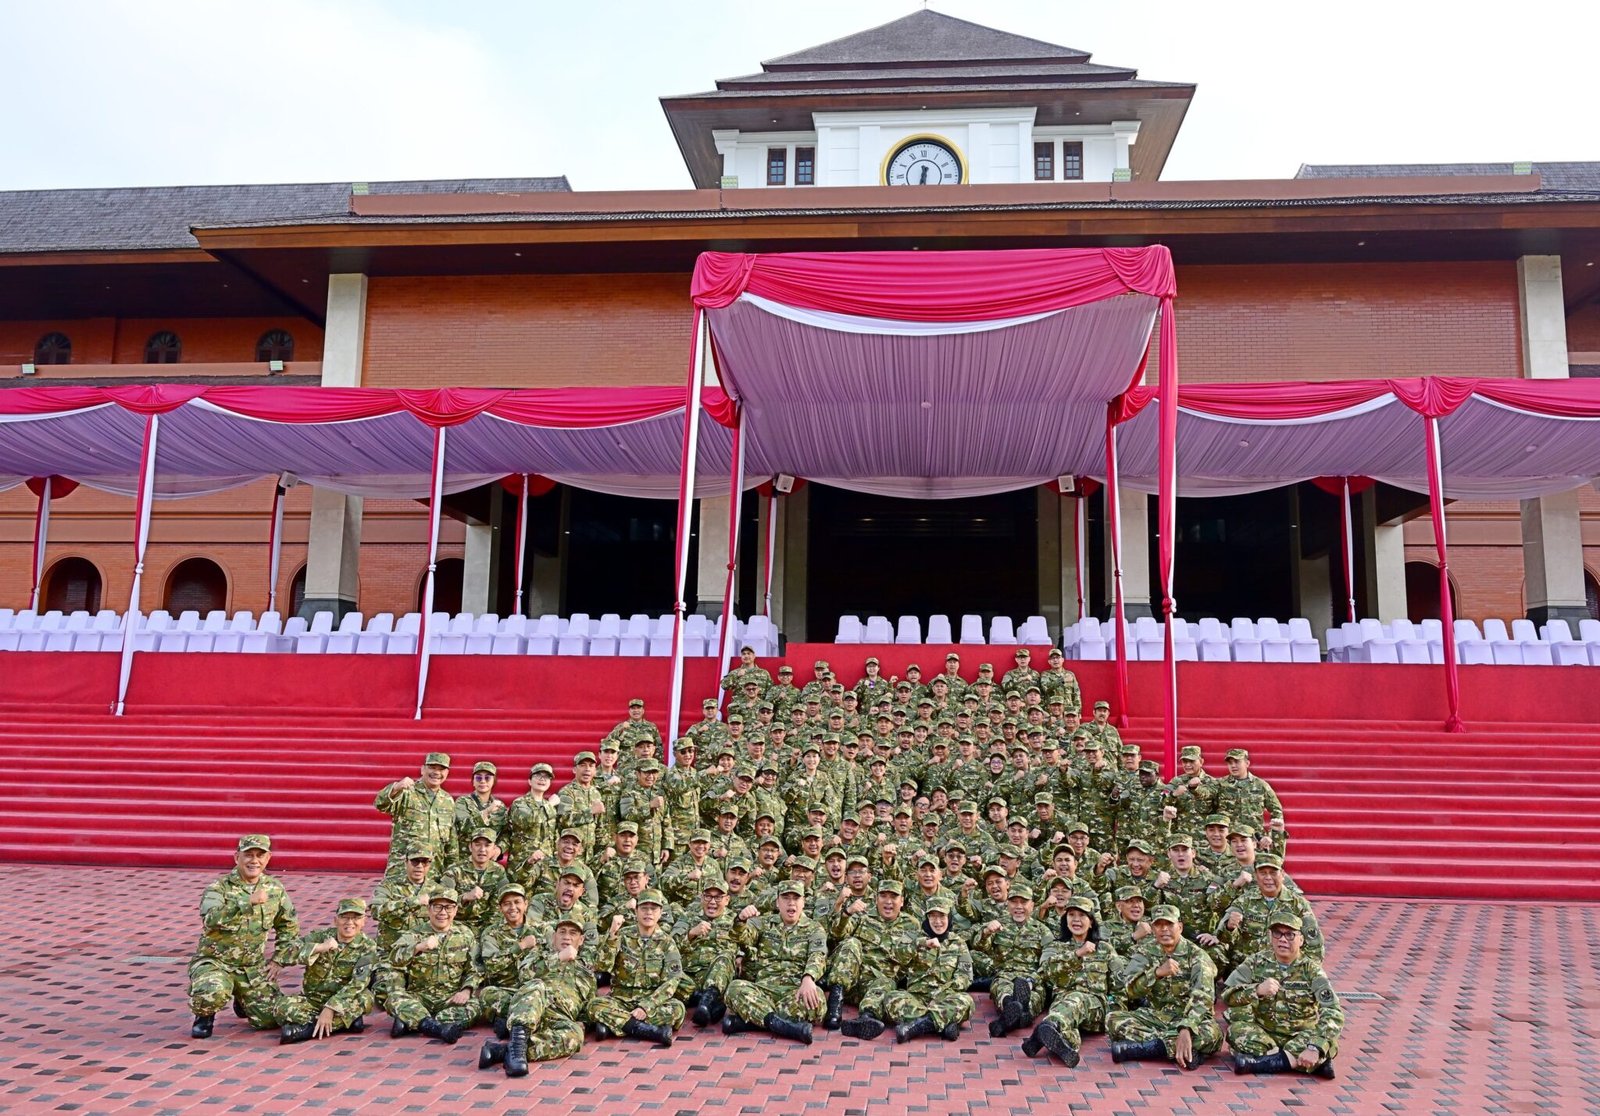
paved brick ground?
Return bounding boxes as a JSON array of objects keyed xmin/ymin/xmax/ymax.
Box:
[{"xmin": 2, "ymin": 863, "xmax": 1596, "ymax": 1116}]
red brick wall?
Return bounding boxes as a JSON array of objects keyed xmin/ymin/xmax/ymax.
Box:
[
  {"xmin": 1568, "ymin": 301, "xmax": 1600, "ymax": 352},
  {"xmin": 0, "ymin": 317, "xmax": 322, "ymax": 366},
  {"xmin": 362, "ymin": 274, "xmax": 692, "ymax": 387}
]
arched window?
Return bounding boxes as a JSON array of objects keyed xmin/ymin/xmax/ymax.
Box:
[
  {"xmin": 1585, "ymin": 570, "xmax": 1599, "ymax": 621},
  {"xmin": 1404, "ymin": 560, "xmax": 1457, "ymax": 623},
  {"xmin": 289, "ymin": 566, "xmax": 307, "ymax": 616},
  {"xmin": 164, "ymin": 557, "xmax": 228, "ymax": 613},
  {"xmin": 419, "ymin": 558, "xmax": 465, "ymax": 615},
  {"xmin": 256, "ymin": 329, "xmax": 295, "ymax": 363},
  {"xmin": 33, "ymin": 332, "xmax": 72, "ymax": 366},
  {"xmin": 43, "ymin": 557, "xmax": 102, "ymax": 612},
  {"xmin": 144, "ymin": 331, "xmax": 182, "ymax": 364}
]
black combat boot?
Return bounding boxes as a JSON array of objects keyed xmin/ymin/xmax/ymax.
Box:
[
  {"xmin": 1233, "ymin": 1050, "xmax": 1291, "ymax": 1075},
  {"xmin": 839, "ymin": 1012, "xmax": 885, "ymax": 1040},
  {"xmin": 823, "ymin": 984, "xmax": 846, "ymax": 1030},
  {"xmin": 504, "ymin": 1027, "xmax": 530, "ymax": 1077},
  {"xmin": 763, "ymin": 1013, "xmax": 814, "ymax": 1044},
  {"xmin": 390, "ymin": 1016, "xmax": 412, "ymax": 1038},
  {"xmin": 968, "ymin": 976, "xmax": 993, "ymax": 994},
  {"xmin": 592, "ymin": 1021, "xmax": 614, "ymax": 1040},
  {"xmin": 688, "ymin": 990, "xmax": 712, "ymax": 1026},
  {"xmin": 1001, "ymin": 978, "xmax": 1035, "ymax": 1031},
  {"xmin": 939, "ymin": 1021, "xmax": 961, "ymax": 1041},
  {"xmin": 893, "ymin": 1015, "xmax": 938, "ymax": 1043},
  {"xmin": 1020, "ymin": 1025, "xmax": 1044, "ymax": 1057},
  {"xmin": 492, "ymin": 1016, "xmax": 510, "ymax": 1040},
  {"xmin": 279, "ymin": 1022, "xmax": 316, "ymax": 1045},
  {"xmin": 701, "ymin": 989, "xmax": 727, "ymax": 1025},
  {"xmin": 1312, "ymin": 1058, "xmax": 1336, "ymax": 1080},
  {"xmin": 720, "ymin": 1012, "xmax": 756, "ymax": 1036},
  {"xmin": 622, "ymin": 1019, "xmax": 674, "ymax": 1047},
  {"xmin": 1110, "ymin": 1037, "xmax": 1167, "ymax": 1063},
  {"xmin": 478, "ymin": 1040, "xmax": 507, "ymax": 1069},
  {"xmin": 417, "ymin": 1016, "xmax": 442, "ymax": 1039},
  {"xmin": 347, "ymin": 1017, "xmax": 365, "ymax": 1034},
  {"xmin": 190, "ymin": 1015, "xmax": 215, "ymax": 1039},
  {"xmin": 1034, "ymin": 1021, "xmax": 1078, "ymax": 1067},
  {"xmin": 436, "ymin": 1019, "xmax": 469, "ymax": 1044}
]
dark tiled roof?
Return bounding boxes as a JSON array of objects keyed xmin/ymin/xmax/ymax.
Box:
[
  {"xmin": 0, "ymin": 177, "xmax": 570, "ymax": 254},
  {"xmin": 719, "ymin": 61, "xmax": 1138, "ymax": 88},
  {"xmin": 1297, "ymin": 162, "xmax": 1600, "ymax": 193},
  {"xmin": 764, "ymin": 10, "xmax": 1089, "ymax": 69}
]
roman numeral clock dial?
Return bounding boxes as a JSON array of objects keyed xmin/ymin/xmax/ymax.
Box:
[{"xmin": 884, "ymin": 137, "xmax": 964, "ymax": 186}]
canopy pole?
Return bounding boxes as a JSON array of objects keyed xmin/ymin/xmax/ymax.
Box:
[
  {"xmin": 413, "ymin": 426, "xmax": 448, "ymax": 720},
  {"xmin": 666, "ymin": 310, "xmax": 710, "ymax": 763},
  {"xmin": 1155, "ymin": 297, "xmax": 1180, "ymax": 780},
  {"xmin": 114, "ymin": 415, "xmax": 160, "ymax": 717},
  {"xmin": 28, "ymin": 479, "xmax": 53, "ymax": 611},
  {"xmin": 513, "ymin": 473, "xmax": 530, "ymax": 617},
  {"xmin": 1424, "ymin": 416, "xmax": 1465, "ymax": 732},
  {"xmin": 1104, "ymin": 410, "xmax": 1130, "ymax": 729},
  {"xmin": 266, "ymin": 480, "xmax": 287, "ymax": 615},
  {"xmin": 1074, "ymin": 493, "xmax": 1087, "ymax": 624},
  {"xmin": 1340, "ymin": 477, "xmax": 1357, "ymax": 624},
  {"xmin": 714, "ymin": 410, "xmax": 747, "ymax": 695},
  {"xmin": 762, "ymin": 488, "xmax": 779, "ymax": 617}
]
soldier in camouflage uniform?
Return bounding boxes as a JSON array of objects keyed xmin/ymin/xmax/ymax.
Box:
[
  {"xmin": 554, "ymin": 752, "xmax": 604, "ymax": 854},
  {"xmin": 1038, "ymin": 648, "xmax": 1081, "ymax": 714},
  {"xmin": 453, "ymin": 762, "xmax": 509, "ymax": 862},
  {"xmin": 685, "ymin": 698, "xmax": 730, "ymax": 752},
  {"xmin": 619, "ymin": 760, "xmax": 673, "ymax": 865},
  {"xmin": 481, "ymin": 914, "xmax": 596, "ymax": 1076},
  {"xmin": 503, "ymin": 763, "xmax": 559, "ymax": 887},
  {"xmin": 722, "ymin": 881, "xmax": 829, "ymax": 1043},
  {"xmin": 369, "ymin": 846, "xmax": 435, "ymax": 1008},
  {"xmin": 1063, "ymin": 742, "xmax": 1119, "ymax": 854},
  {"xmin": 387, "ymin": 888, "xmax": 483, "ymax": 1044},
  {"xmin": 275, "ymin": 897, "xmax": 378, "ymax": 1044},
  {"xmin": 1198, "ymin": 814, "xmax": 1235, "ymax": 876},
  {"xmin": 475, "ymin": 884, "xmax": 541, "ymax": 1030},
  {"xmin": 1101, "ymin": 885, "xmax": 1155, "ymax": 959},
  {"xmin": 443, "ymin": 829, "xmax": 510, "ymax": 933},
  {"xmin": 1079, "ymin": 700, "xmax": 1124, "ymax": 754},
  {"xmin": 587, "ymin": 890, "xmax": 685, "ymax": 1045},
  {"xmin": 844, "ymin": 894, "xmax": 973, "ymax": 1043},
  {"xmin": 1000, "ymin": 648, "xmax": 1041, "ymax": 698},
  {"xmin": 605, "ymin": 698, "xmax": 664, "ymax": 759},
  {"xmin": 1218, "ymin": 748, "xmax": 1289, "ymax": 855},
  {"xmin": 1222, "ymin": 911, "xmax": 1342, "ymax": 1078},
  {"xmin": 374, "ymin": 753, "xmax": 456, "ymax": 875},
  {"xmin": 1162, "ymin": 746, "xmax": 1220, "ymax": 839},
  {"xmin": 721, "ymin": 646, "xmax": 774, "ymax": 695},
  {"xmin": 188, "ymin": 834, "xmax": 299, "ymax": 1038},
  {"xmin": 1213, "ymin": 854, "xmax": 1323, "ymax": 976},
  {"xmin": 1107, "ymin": 904, "xmax": 1222, "ymax": 1069},
  {"xmin": 979, "ymin": 881, "xmax": 1054, "ymax": 1037},
  {"xmin": 820, "ymin": 880, "xmax": 922, "ymax": 1029},
  {"xmin": 675, "ymin": 872, "xmax": 742, "ymax": 1026},
  {"xmin": 1156, "ymin": 835, "xmax": 1222, "ymax": 942},
  {"xmin": 1117, "ymin": 761, "xmax": 1172, "ymax": 852},
  {"xmin": 661, "ymin": 738, "xmax": 702, "ymax": 844},
  {"xmin": 1021, "ymin": 895, "xmax": 1121, "ymax": 1067}
]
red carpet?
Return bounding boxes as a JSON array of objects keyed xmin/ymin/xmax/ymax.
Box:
[{"xmin": 0, "ymin": 650, "xmax": 1594, "ymax": 900}]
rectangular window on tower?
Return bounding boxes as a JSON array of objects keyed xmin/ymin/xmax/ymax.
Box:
[
  {"xmin": 1034, "ymin": 142, "xmax": 1054, "ymax": 181},
  {"xmin": 794, "ymin": 147, "xmax": 815, "ymax": 186},
  {"xmin": 1062, "ymin": 142, "xmax": 1084, "ymax": 181},
  {"xmin": 767, "ymin": 148, "xmax": 788, "ymax": 186}
]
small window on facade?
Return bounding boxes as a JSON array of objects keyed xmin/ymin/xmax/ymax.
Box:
[
  {"xmin": 795, "ymin": 147, "xmax": 815, "ymax": 186},
  {"xmin": 766, "ymin": 148, "xmax": 787, "ymax": 187},
  {"xmin": 1034, "ymin": 142, "xmax": 1054, "ymax": 181},
  {"xmin": 33, "ymin": 332, "xmax": 72, "ymax": 366},
  {"xmin": 256, "ymin": 329, "xmax": 294, "ymax": 363},
  {"xmin": 1062, "ymin": 142, "xmax": 1084, "ymax": 181},
  {"xmin": 144, "ymin": 331, "xmax": 182, "ymax": 364}
]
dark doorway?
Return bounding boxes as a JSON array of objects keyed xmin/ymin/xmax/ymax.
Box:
[
  {"xmin": 564, "ymin": 490, "xmax": 681, "ymax": 617},
  {"xmin": 44, "ymin": 557, "xmax": 102, "ymax": 613},
  {"xmin": 806, "ymin": 486, "xmax": 1038, "ymax": 636},
  {"xmin": 421, "ymin": 558, "xmax": 465, "ymax": 615},
  {"xmin": 1171, "ymin": 490, "xmax": 1295, "ymax": 622},
  {"xmin": 164, "ymin": 558, "xmax": 227, "ymax": 613},
  {"xmin": 1405, "ymin": 561, "xmax": 1456, "ymax": 622}
]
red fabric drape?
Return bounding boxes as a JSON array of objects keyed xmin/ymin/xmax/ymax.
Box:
[
  {"xmin": 691, "ymin": 247, "xmax": 1175, "ymax": 319},
  {"xmin": 1104, "ymin": 409, "xmax": 1131, "ymax": 728},
  {"xmin": 1424, "ymin": 416, "xmax": 1465, "ymax": 732},
  {"xmin": 1154, "ymin": 299, "xmax": 1180, "ymax": 779},
  {"xmin": 499, "ymin": 474, "xmax": 557, "ymax": 498}
]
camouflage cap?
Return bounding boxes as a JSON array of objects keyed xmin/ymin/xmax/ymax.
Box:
[
  {"xmin": 1124, "ymin": 839, "xmax": 1156, "ymax": 857},
  {"xmin": 845, "ymin": 855, "xmax": 871, "ymax": 869},
  {"xmin": 1254, "ymin": 853, "xmax": 1285, "ymax": 871},
  {"xmin": 497, "ymin": 884, "xmax": 527, "ymax": 901},
  {"xmin": 893, "ymin": 805, "xmax": 913, "ymax": 818},
  {"xmin": 1204, "ymin": 813, "xmax": 1232, "ymax": 828},
  {"xmin": 1120, "ymin": 745, "xmax": 1142, "ymax": 756},
  {"xmin": 1093, "ymin": 700, "xmax": 1110, "ymax": 710},
  {"xmin": 1048, "ymin": 647, "xmax": 1064, "ymax": 657},
  {"xmin": 628, "ymin": 697, "xmax": 645, "ymax": 708},
  {"xmin": 688, "ymin": 829, "xmax": 713, "ymax": 843},
  {"xmin": 1014, "ymin": 648, "xmax": 1031, "ymax": 658},
  {"xmin": 1269, "ymin": 910, "xmax": 1303, "ymax": 930},
  {"xmin": 1226, "ymin": 748, "xmax": 1250, "ymax": 760},
  {"xmin": 702, "ymin": 697, "xmax": 719, "ymax": 708},
  {"xmin": 800, "ymin": 742, "xmax": 821, "ymax": 755},
  {"xmin": 925, "ymin": 895, "xmax": 956, "ymax": 915},
  {"xmin": 727, "ymin": 858, "xmax": 753, "ymax": 873},
  {"xmin": 786, "ymin": 855, "xmax": 818, "ymax": 873},
  {"xmin": 336, "ymin": 897, "xmax": 368, "ymax": 915},
  {"xmin": 1229, "ymin": 824, "xmax": 1258, "ymax": 839},
  {"xmin": 237, "ymin": 834, "xmax": 271, "ymax": 852},
  {"xmin": 1008, "ymin": 881, "xmax": 1035, "ymax": 901},
  {"xmin": 981, "ymin": 864, "xmax": 1008, "ymax": 879},
  {"xmin": 1149, "ymin": 904, "xmax": 1182, "ymax": 923},
  {"xmin": 699, "ymin": 873, "xmax": 728, "ymax": 893},
  {"xmin": 403, "ymin": 844, "xmax": 433, "ymax": 861},
  {"xmin": 615, "ymin": 821, "xmax": 640, "ymax": 836},
  {"xmin": 916, "ymin": 853, "xmax": 940, "ymax": 869},
  {"xmin": 777, "ymin": 880, "xmax": 806, "ymax": 898},
  {"xmin": 1166, "ymin": 834, "xmax": 1195, "ymax": 849},
  {"xmin": 1138, "ymin": 760, "xmax": 1161, "ymax": 774},
  {"xmin": 1064, "ymin": 896, "xmax": 1097, "ymax": 915},
  {"xmin": 1179, "ymin": 745, "xmax": 1203, "ymax": 759},
  {"xmin": 956, "ymin": 801, "xmax": 978, "ymax": 814},
  {"xmin": 998, "ymin": 844, "xmax": 1026, "ymax": 859},
  {"xmin": 635, "ymin": 889, "xmax": 666, "ymax": 907},
  {"xmin": 529, "ymin": 762, "xmax": 554, "ymax": 777},
  {"xmin": 558, "ymin": 863, "xmax": 590, "ymax": 882},
  {"xmin": 942, "ymin": 839, "xmax": 968, "ymax": 854},
  {"xmin": 1033, "ymin": 793, "xmax": 1055, "ymax": 805},
  {"xmin": 472, "ymin": 761, "xmax": 497, "ymax": 776},
  {"xmin": 554, "ymin": 913, "xmax": 586, "ymax": 930},
  {"xmin": 469, "ymin": 827, "xmax": 497, "ymax": 843},
  {"xmin": 758, "ymin": 834, "xmax": 783, "ymax": 848},
  {"xmin": 806, "ymin": 801, "xmax": 830, "ymax": 815},
  {"xmin": 424, "ymin": 752, "xmax": 451, "ymax": 768},
  {"xmin": 599, "ymin": 741, "xmax": 620, "ymax": 753},
  {"xmin": 1114, "ymin": 885, "xmax": 1145, "ymax": 903},
  {"xmin": 1081, "ymin": 740, "xmax": 1102, "ymax": 752},
  {"xmin": 864, "ymin": 656, "xmax": 880, "ymax": 665},
  {"xmin": 986, "ymin": 796, "xmax": 1008, "ymax": 808},
  {"xmin": 429, "ymin": 887, "xmax": 460, "ymax": 906},
  {"xmin": 558, "ymin": 829, "xmax": 586, "ymax": 844},
  {"xmin": 732, "ymin": 763, "xmax": 755, "ymax": 779},
  {"xmin": 622, "ymin": 857, "xmax": 652, "ymax": 875},
  {"xmin": 777, "ymin": 665, "xmax": 794, "ymax": 674},
  {"xmin": 801, "ymin": 826, "xmax": 826, "ymax": 840},
  {"xmin": 637, "ymin": 760, "xmax": 664, "ymax": 774},
  {"xmin": 1003, "ymin": 691, "xmax": 1022, "ymax": 701},
  {"xmin": 823, "ymin": 848, "xmax": 847, "ymax": 861},
  {"xmin": 573, "ymin": 751, "xmax": 597, "ymax": 765}
]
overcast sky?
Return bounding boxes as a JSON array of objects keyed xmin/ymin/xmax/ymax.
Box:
[{"xmin": 3, "ymin": 0, "xmax": 1594, "ymax": 193}]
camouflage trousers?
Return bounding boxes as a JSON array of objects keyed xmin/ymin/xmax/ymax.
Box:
[
  {"xmin": 187, "ymin": 958, "xmax": 280, "ymax": 1027},
  {"xmin": 969, "ymin": 951, "xmax": 997, "ymax": 981},
  {"xmin": 1106, "ymin": 1007, "xmax": 1222, "ymax": 1058},
  {"xmin": 506, "ymin": 984, "xmax": 586, "ymax": 1061},
  {"xmin": 273, "ymin": 988, "xmax": 373, "ymax": 1031},
  {"xmin": 675, "ymin": 951, "xmax": 738, "ymax": 1000},
  {"xmin": 991, "ymin": 970, "xmax": 1049, "ymax": 1020},
  {"xmin": 824, "ymin": 940, "xmax": 897, "ymax": 1003},
  {"xmin": 1042, "ymin": 991, "xmax": 1106, "ymax": 1049},
  {"xmin": 869, "ymin": 987, "xmax": 973, "ymax": 1029},
  {"xmin": 1226, "ymin": 1020, "xmax": 1338, "ymax": 1066},
  {"xmin": 586, "ymin": 992, "xmax": 686, "ymax": 1033},
  {"xmin": 724, "ymin": 979, "xmax": 826, "ymax": 1024},
  {"xmin": 476, "ymin": 984, "xmax": 518, "ymax": 1023},
  {"xmin": 388, "ymin": 986, "xmax": 480, "ymax": 1029}
]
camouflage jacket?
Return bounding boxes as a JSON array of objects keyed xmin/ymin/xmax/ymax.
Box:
[
  {"xmin": 1221, "ymin": 949, "xmax": 1344, "ymax": 1049},
  {"xmin": 733, "ymin": 913, "xmax": 829, "ymax": 988},
  {"xmin": 973, "ymin": 915, "xmax": 1052, "ymax": 974},
  {"xmin": 597, "ymin": 925, "xmax": 683, "ymax": 1010},
  {"xmin": 1121, "ymin": 936, "xmax": 1218, "ymax": 1030},
  {"xmin": 391, "ymin": 923, "xmax": 482, "ymax": 998},
  {"xmin": 279, "ymin": 928, "xmax": 377, "ymax": 1016},
  {"xmin": 374, "ymin": 781, "xmax": 456, "ymax": 867},
  {"xmin": 1038, "ymin": 936, "xmax": 1123, "ymax": 1009},
  {"xmin": 193, "ymin": 870, "xmax": 299, "ymax": 969}
]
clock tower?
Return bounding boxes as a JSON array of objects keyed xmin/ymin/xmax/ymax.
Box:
[{"xmin": 661, "ymin": 10, "xmax": 1193, "ymax": 189}]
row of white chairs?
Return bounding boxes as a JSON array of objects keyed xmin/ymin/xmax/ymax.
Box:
[
  {"xmin": 0, "ymin": 608, "xmax": 781, "ymax": 658},
  {"xmin": 834, "ymin": 614, "xmax": 1052, "ymax": 646},
  {"xmin": 1061, "ymin": 616, "xmax": 1322, "ymax": 663},
  {"xmin": 1331, "ymin": 617, "xmax": 1600, "ymax": 666}
]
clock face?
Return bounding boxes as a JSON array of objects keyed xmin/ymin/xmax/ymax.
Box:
[{"xmin": 885, "ymin": 138, "xmax": 964, "ymax": 186}]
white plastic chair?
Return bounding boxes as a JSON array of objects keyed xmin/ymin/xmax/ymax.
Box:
[
  {"xmin": 1256, "ymin": 618, "xmax": 1291, "ymax": 663},
  {"xmin": 746, "ymin": 615, "xmax": 779, "ymax": 656},
  {"xmin": 209, "ymin": 611, "xmax": 255, "ymax": 653},
  {"xmin": 1196, "ymin": 617, "xmax": 1231, "ymax": 662},
  {"xmin": 894, "ymin": 616, "xmax": 922, "ymax": 645},
  {"xmin": 1018, "ymin": 615, "xmax": 1050, "ymax": 645},
  {"xmin": 1389, "ymin": 619, "xmax": 1429, "ymax": 664},
  {"xmin": 528, "ymin": 615, "xmax": 561, "ymax": 655},
  {"xmin": 294, "ymin": 611, "xmax": 335, "ymax": 654},
  {"xmin": 1355, "ymin": 618, "xmax": 1398, "ymax": 664},
  {"xmin": 956, "ymin": 614, "xmax": 985, "ymax": 644},
  {"xmin": 1580, "ymin": 618, "xmax": 1600, "ymax": 665},
  {"xmin": 588, "ymin": 613, "xmax": 623, "ymax": 657},
  {"xmin": 1453, "ymin": 619, "xmax": 1490, "ymax": 665},
  {"xmin": 1511, "ymin": 618, "xmax": 1554, "ymax": 665},
  {"xmin": 1229, "ymin": 618, "xmax": 1264, "ymax": 662},
  {"xmin": 682, "ymin": 614, "xmax": 709, "ymax": 658},
  {"xmin": 1284, "ymin": 618, "xmax": 1321, "ymax": 662},
  {"xmin": 1540, "ymin": 619, "xmax": 1587, "ymax": 666},
  {"xmin": 863, "ymin": 615, "xmax": 894, "ymax": 643},
  {"xmin": 323, "ymin": 611, "xmax": 364, "ymax": 654},
  {"xmin": 1323, "ymin": 627, "xmax": 1345, "ymax": 663},
  {"xmin": 834, "ymin": 616, "xmax": 864, "ymax": 644},
  {"xmin": 1133, "ymin": 616, "xmax": 1163, "ymax": 661},
  {"xmin": 924, "ymin": 614, "xmax": 952, "ymax": 644},
  {"xmin": 556, "ymin": 612, "xmax": 591, "ymax": 656},
  {"xmin": 989, "ymin": 616, "xmax": 1018, "ymax": 645},
  {"xmin": 1483, "ymin": 618, "xmax": 1520, "ymax": 665},
  {"xmin": 1170, "ymin": 617, "xmax": 1199, "ymax": 661},
  {"xmin": 386, "ymin": 613, "xmax": 421, "ymax": 654},
  {"xmin": 351, "ymin": 613, "xmax": 393, "ymax": 654},
  {"xmin": 645, "ymin": 614, "xmax": 674, "ymax": 657},
  {"xmin": 431, "ymin": 613, "xmax": 471, "ymax": 656}
]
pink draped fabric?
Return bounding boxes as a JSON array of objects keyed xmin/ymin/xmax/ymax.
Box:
[
  {"xmin": 1424, "ymin": 416, "xmax": 1465, "ymax": 733},
  {"xmin": 1104, "ymin": 410, "xmax": 1131, "ymax": 729}
]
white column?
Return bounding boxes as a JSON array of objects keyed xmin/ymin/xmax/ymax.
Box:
[
  {"xmin": 696, "ymin": 494, "xmax": 730, "ymax": 617},
  {"xmin": 1517, "ymin": 255, "xmax": 1588, "ymax": 624},
  {"xmin": 1372, "ymin": 521, "xmax": 1408, "ymax": 622},
  {"xmin": 1107, "ymin": 489, "xmax": 1153, "ymax": 619},
  {"xmin": 301, "ymin": 273, "xmax": 368, "ymax": 620},
  {"xmin": 462, "ymin": 519, "xmax": 497, "ymax": 616}
]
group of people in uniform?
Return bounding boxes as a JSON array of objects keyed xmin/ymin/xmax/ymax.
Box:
[{"xmin": 187, "ymin": 645, "xmax": 1343, "ymax": 1081}]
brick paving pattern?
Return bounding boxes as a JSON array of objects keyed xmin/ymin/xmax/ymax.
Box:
[{"xmin": 2, "ymin": 864, "xmax": 1596, "ymax": 1116}]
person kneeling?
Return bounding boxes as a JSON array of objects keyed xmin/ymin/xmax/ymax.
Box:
[
  {"xmin": 1221, "ymin": 912, "xmax": 1341, "ymax": 1079},
  {"xmin": 722, "ymin": 881, "xmax": 827, "ymax": 1043}
]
